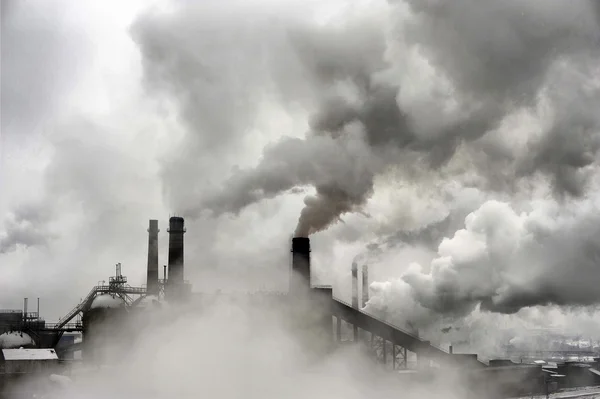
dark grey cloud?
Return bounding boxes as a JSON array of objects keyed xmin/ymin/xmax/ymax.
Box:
[{"xmin": 133, "ymin": 0, "xmax": 600, "ymax": 240}]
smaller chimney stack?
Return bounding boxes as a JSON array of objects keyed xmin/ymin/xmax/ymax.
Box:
[
  {"xmin": 290, "ymin": 237, "xmax": 311, "ymax": 296},
  {"xmin": 146, "ymin": 220, "xmax": 160, "ymax": 295},
  {"xmin": 361, "ymin": 264, "xmax": 369, "ymax": 308},
  {"xmin": 351, "ymin": 263, "xmax": 359, "ymax": 340},
  {"xmin": 352, "ymin": 262, "xmax": 358, "ymax": 309}
]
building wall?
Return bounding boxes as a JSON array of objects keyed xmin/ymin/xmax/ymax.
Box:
[{"xmin": 2, "ymin": 359, "xmax": 58, "ymax": 374}]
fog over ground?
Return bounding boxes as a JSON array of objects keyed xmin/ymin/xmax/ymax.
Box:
[{"xmin": 2, "ymin": 0, "xmax": 600, "ymax": 360}]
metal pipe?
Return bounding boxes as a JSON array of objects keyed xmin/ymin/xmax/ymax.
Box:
[
  {"xmin": 351, "ymin": 262, "xmax": 359, "ymax": 341},
  {"xmin": 361, "ymin": 264, "xmax": 369, "ymax": 308},
  {"xmin": 352, "ymin": 262, "xmax": 358, "ymax": 309}
]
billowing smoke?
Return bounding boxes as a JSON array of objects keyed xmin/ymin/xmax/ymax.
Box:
[
  {"xmin": 0, "ymin": 204, "xmax": 54, "ymax": 253},
  {"xmin": 402, "ymin": 198, "xmax": 600, "ymax": 315},
  {"xmin": 141, "ymin": 0, "xmax": 600, "ymax": 237}
]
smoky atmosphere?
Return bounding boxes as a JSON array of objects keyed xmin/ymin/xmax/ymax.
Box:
[{"xmin": 2, "ymin": 0, "xmax": 600, "ymax": 398}]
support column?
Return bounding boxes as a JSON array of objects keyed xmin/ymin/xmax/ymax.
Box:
[
  {"xmin": 336, "ymin": 317, "xmax": 342, "ymax": 342},
  {"xmin": 393, "ymin": 345, "xmax": 408, "ymax": 369}
]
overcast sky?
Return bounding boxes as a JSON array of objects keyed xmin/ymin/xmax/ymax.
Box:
[{"xmin": 2, "ymin": 0, "xmax": 600, "ymax": 343}]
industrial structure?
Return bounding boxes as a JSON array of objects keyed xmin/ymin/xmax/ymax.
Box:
[{"xmin": 2, "ymin": 216, "xmax": 600, "ymax": 398}]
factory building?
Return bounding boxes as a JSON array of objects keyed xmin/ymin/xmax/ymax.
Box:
[
  {"xmin": 10, "ymin": 214, "xmax": 598, "ymax": 399},
  {"xmin": 0, "ymin": 348, "xmax": 58, "ymax": 374}
]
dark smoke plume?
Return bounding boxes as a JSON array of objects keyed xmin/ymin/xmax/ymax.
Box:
[{"xmin": 133, "ymin": 0, "xmax": 600, "ymax": 237}]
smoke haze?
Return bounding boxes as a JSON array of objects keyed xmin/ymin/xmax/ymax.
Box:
[{"xmin": 3, "ymin": 0, "xmax": 600, "ymax": 385}]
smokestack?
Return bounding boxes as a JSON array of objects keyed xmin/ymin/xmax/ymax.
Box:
[
  {"xmin": 167, "ymin": 216, "xmax": 186, "ymax": 285},
  {"xmin": 352, "ymin": 262, "xmax": 358, "ymax": 309},
  {"xmin": 290, "ymin": 237, "xmax": 311, "ymax": 295},
  {"xmin": 23, "ymin": 298, "xmax": 28, "ymax": 320},
  {"xmin": 146, "ymin": 220, "xmax": 160, "ymax": 295},
  {"xmin": 351, "ymin": 263, "xmax": 359, "ymax": 341},
  {"xmin": 362, "ymin": 264, "xmax": 369, "ymax": 308}
]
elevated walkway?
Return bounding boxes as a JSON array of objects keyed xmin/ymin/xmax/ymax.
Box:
[
  {"xmin": 54, "ymin": 285, "xmax": 146, "ymax": 329},
  {"xmin": 331, "ymin": 297, "xmax": 485, "ymax": 368}
]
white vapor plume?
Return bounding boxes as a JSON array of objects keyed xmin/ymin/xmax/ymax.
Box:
[{"xmin": 401, "ymin": 197, "xmax": 600, "ymax": 314}]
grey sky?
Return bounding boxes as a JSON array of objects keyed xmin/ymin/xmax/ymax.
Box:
[{"xmin": 2, "ymin": 0, "xmax": 600, "ymax": 341}]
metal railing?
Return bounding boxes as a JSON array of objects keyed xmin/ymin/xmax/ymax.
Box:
[
  {"xmin": 54, "ymin": 285, "xmax": 147, "ymax": 329},
  {"xmin": 44, "ymin": 323, "xmax": 83, "ymax": 330}
]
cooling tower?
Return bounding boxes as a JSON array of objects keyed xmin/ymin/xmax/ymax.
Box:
[
  {"xmin": 146, "ymin": 220, "xmax": 159, "ymax": 295},
  {"xmin": 167, "ymin": 216, "xmax": 186, "ymax": 285},
  {"xmin": 290, "ymin": 237, "xmax": 311, "ymax": 296}
]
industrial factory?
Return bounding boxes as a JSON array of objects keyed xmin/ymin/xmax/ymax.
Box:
[{"xmin": 2, "ymin": 217, "xmax": 599, "ymax": 398}]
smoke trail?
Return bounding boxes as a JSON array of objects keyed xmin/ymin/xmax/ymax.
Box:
[{"xmin": 132, "ymin": 0, "xmax": 600, "ymax": 236}]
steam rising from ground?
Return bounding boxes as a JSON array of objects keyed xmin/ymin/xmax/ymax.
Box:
[{"xmin": 21, "ymin": 299, "xmax": 471, "ymax": 399}]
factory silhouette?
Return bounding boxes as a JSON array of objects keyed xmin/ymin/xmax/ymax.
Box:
[{"xmin": 2, "ymin": 217, "xmax": 600, "ymax": 398}]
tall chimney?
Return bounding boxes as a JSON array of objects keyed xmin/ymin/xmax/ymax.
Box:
[
  {"xmin": 146, "ymin": 220, "xmax": 160, "ymax": 295},
  {"xmin": 352, "ymin": 262, "xmax": 358, "ymax": 309},
  {"xmin": 167, "ymin": 216, "xmax": 186, "ymax": 285},
  {"xmin": 361, "ymin": 264, "xmax": 369, "ymax": 308},
  {"xmin": 351, "ymin": 263, "xmax": 359, "ymax": 340},
  {"xmin": 290, "ymin": 237, "xmax": 311, "ymax": 295}
]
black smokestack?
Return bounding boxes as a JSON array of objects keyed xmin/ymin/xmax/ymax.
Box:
[
  {"xmin": 362, "ymin": 264, "xmax": 369, "ymax": 308},
  {"xmin": 167, "ymin": 216, "xmax": 186, "ymax": 285},
  {"xmin": 146, "ymin": 219, "xmax": 159, "ymax": 295},
  {"xmin": 290, "ymin": 237, "xmax": 311, "ymax": 296}
]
